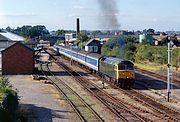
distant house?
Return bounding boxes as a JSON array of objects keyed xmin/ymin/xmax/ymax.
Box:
[
  {"xmin": 25, "ymin": 39, "xmax": 38, "ymax": 49},
  {"xmin": 37, "ymin": 36, "xmax": 65, "ymax": 46},
  {"xmin": 0, "ymin": 31, "xmax": 24, "ymax": 51},
  {"xmin": 85, "ymin": 39, "xmax": 101, "ymax": 54},
  {"xmin": 153, "ymin": 33, "xmax": 180, "ymax": 46},
  {"xmin": 139, "ymin": 34, "xmax": 153, "ymax": 44},
  {"xmin": 65, "ymin": 33, "xmax": 76, "ymax": 42},
  {"xmin": 94, "ymin": 34, "xmax": 115, "ymax": 44}
]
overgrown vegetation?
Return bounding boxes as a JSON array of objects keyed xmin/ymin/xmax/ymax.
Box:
[
  {"xmin": 102, "ymin": 36, "xmax": 180, "ymax": 70},
  {"xmin": 0, "ymin": 77, "xmax": 19, "ymax": 122}
]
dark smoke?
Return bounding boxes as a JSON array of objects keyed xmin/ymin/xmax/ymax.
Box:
[{"xmin": 97, "ymin": 0, "xmax": 120, "ymax": 30}]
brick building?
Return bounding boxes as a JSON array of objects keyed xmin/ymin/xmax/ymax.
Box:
[{"xmin": 2, "ymin": 42, "xmax": 34, "ymax": 75}]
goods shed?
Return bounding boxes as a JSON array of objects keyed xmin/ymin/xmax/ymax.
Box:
[{"xmin": 2, "ymin": 42, "xmax": 34, "ymax": 75}]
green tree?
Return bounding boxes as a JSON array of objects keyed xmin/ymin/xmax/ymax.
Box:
[
  {"xmin": 77, "ymin": 32, "xmax": 90, "ymax": 49},
  {"xmin": 9, "ymin": 25, "xmax": 49, "ymax": 38},
  {"xmin": 51, "ymin": 29, "xmax": 66, "ymax": 36},
  {"xmin": 172, "ymin": 48, "xmax": 180, "ymax": 70},
  {"xmin": 77, "ymin": 32, "xmax": 89, "ymax": 42}
]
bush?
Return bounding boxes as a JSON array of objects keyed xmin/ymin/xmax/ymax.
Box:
[
  {"xmin": 0, "ymin": 77, "xmax": 11, "ymax": 89},
  {"xmin": 135, "ymin": 44, "xmax": 168, "ymax": 64},
  {"xmin": 102, "ymin": 36, "xmax": 179, "ymax": 68},
  {"xmin": 172, "ymin": 48, "xmax": 180, "ymax": 70},
  {"xmin": 0, "ymin": 77, "xmax": 19, "ymax": 121}
]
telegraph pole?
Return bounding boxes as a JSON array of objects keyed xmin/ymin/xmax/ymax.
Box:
[{"xmin": 167, "ymin": 42, "xmax": 171, "ymax": 102}]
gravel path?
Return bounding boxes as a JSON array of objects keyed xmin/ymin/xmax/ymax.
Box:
[{"xmin": 8, "ymin": 75, "xmax": 77, "ymax": 122}]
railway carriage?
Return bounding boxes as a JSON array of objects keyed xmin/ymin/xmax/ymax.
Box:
[
  {"xmin": 53, "ymin": 45, "xmax": 135, "ymax": 89},
  {"xmin": 85, "ymin": 53, "xmax": 102, "ymax": 71},
  {"xmin": 77, "ymin": 50, "xmax": 89, "ymax": 66}
]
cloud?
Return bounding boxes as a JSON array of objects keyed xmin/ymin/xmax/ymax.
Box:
[
  {"xmin": 68, "ymin": 13, "xmax": 81, "ymax": 17},
  {"xmin": 152, "ymin": 18, "xmax": 158, "ymax": 22},
  {"xmin": 73, "ymin": 5, "xmax": 85, "ymax": 9},
  {"xmin": 0, "ymin": 12, "xmax": 37, "ymax": 17}
]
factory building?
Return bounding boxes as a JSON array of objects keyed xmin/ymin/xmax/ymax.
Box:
[{"xmin": 1, "ymin": 42, "xmax": 34, "ymax": 75}]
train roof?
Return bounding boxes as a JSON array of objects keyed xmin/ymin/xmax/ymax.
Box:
[
  {"xmin": 78, "ymin": 50, "xmax": 89, "ymax": 55},
  {"xmin": 103, "ymin": 57, "xmax": 123, "ymax": 64},
  {"xmin": 87, "ymin": 53, "xmax": 103, "ymax": 59},
  {"xmin": 58, "ymin": 45, "xmax": 79, "ymax": 53},
  {"xmin": 102, "ymin": 57, "xmax": 133, "ymax": 65}
]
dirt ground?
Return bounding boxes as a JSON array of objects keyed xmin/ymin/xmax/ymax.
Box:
[{"xmin": 8, "ymin": 75, "xmax": 79, "ymax": 122}]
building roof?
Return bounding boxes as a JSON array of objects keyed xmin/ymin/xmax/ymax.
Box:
[
  {"xmin": 85, "ymin": 39, "xmax": 100, "ymax": 46},
  {"xmin": 0, "ymin": 31, "xmax": 25, "ymax": 41},
  {"xmin": 1, "ymin": 42, "xmax": 33, "ymax": 53}
]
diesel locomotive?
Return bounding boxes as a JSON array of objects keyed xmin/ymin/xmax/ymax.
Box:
[{"xmin": 53, "ymin": 45, "xmax": 135, "ymax": 88}]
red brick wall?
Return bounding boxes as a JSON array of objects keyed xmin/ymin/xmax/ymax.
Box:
[{"xmin": 2, "ymin": 43, "xmax": 34, "ymax": 75}]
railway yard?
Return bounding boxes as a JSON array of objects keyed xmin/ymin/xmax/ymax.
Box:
[
  {"xmin": 1, "ymin": 1, "xmax": 180, "ymax": 122},
  {"xmin": 7, "ymin": 49, "xmax": 180, "ymax": 122}
]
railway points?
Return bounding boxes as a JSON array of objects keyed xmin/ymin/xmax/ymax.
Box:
[
  {"xmin": 40, "ymin": 63, "xmax": 104, "ymax": 122},
  {"xmin": 53, "ymin": 56, "xmax": 180, "ymax": 120},
  {"xmin": 39, "ymin": 47, "xmax": 179, "ymax": 121},
  {"xmin": 7, "ymin": 47, "xmax": 179, "ymax": 121}
]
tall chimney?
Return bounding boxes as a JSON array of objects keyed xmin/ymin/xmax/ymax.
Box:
[{"xmin": 76, "ymin": 18, "xmax": 80, "ymax": 36}]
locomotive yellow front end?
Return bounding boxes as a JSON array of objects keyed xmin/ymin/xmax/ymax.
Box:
[{"xmin": 115, "ymin": 61, "xmax": 135, "ymax": 88}]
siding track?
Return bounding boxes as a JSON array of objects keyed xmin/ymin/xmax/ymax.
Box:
[{"xmin": 40, "ymin": 63, "xmax": 104, "ymax": 122}]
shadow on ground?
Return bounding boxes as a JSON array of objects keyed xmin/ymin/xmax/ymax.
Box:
[
  {"xmin": 39, "ymin": 70, "xmax": 89, "ymax": 77},
  {"xmin": 134, "ymin": 73, "xmax": 180, "ymax": 90},
  {"xmin": 18, "ymin": 104, "xmax": 70, "ymax": 122}
]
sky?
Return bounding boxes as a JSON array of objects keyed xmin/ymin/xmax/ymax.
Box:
[{"xmin": 0, "ymin": 0, "xmax": 180, "ymax": 31}]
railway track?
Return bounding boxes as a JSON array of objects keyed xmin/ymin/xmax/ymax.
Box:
[
  {"xmin": 54, "ymin": 59, "xmax": 175, "ymax": 122},
  {"xmin": 98, "ymin": 69, "xmax": 180, "ymax": 121},
  {"xmin": 135, "ymin": 68, "xmax": 180, "ymax": 84},
  {"xmin": 47, "ymin": 49, "xmax": 180, "ymax": 121},
  {"xmin": 40, "ymin": 63, "xmax": 104, "ymax": 122},
  {"xmin": 121, "ymin": 88, "xmax": 180, "ymax": 121}
]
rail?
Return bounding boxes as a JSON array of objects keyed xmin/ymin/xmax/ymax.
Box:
[
  {"xmin": 54, "ymin": 59, "xmax": 168, "ymax": 122},
  {"xmin": 40, "ymin": 63, "xmax": 104, "ymax": 122}
]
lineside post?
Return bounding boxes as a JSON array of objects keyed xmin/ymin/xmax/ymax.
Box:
[{"xmin": 167, "ymin": 42, "xmax": 171, "ymax": 102}]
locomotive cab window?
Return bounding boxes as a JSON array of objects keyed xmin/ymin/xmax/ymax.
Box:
[
  {"xmin": 118, "ymin": 65, "xmax": 125, "ymax": 70},
  {"xmin": 126, "ymin": 65, "xmax": 134, "ymax": 70}
]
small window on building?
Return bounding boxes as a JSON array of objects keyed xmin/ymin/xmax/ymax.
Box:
[
  {"xmin": 72, "ymin": 34, "xmax": 76, "ymax": 38},
  {"xmin": 94, "ymin": 46, "xmax": 98, "ymax": 52}
]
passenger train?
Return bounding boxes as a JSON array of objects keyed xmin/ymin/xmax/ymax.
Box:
[{"xmin": 53, "ymin": 45, "xmax": 135, "ymax": 89}]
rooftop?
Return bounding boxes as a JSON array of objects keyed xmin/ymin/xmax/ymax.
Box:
[{"xmin": 0, "ymin": 31, "xmax": 25, "ymax": 41}]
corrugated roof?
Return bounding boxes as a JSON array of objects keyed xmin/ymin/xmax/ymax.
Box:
[{"xmin": 0, "ymin": 32, "xmax": 24, "ymax": 41}]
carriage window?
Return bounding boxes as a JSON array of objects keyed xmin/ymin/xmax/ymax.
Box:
[
  {"xmin": 118, "ymin": 65, "xmax": 125, "ymax": 70},
  {"xmin": 126, "ymin": 65, "xmax": 134, "ymax": 70}
]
